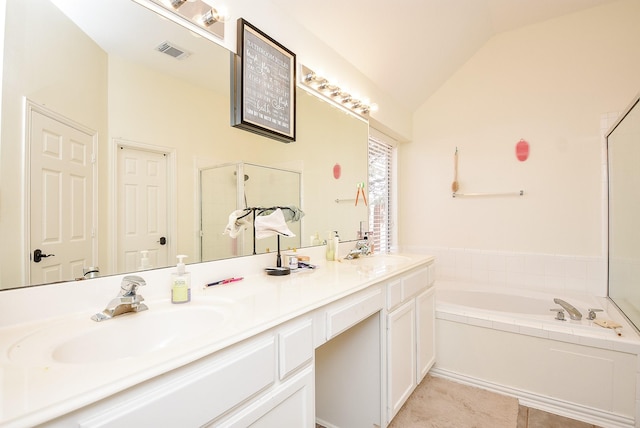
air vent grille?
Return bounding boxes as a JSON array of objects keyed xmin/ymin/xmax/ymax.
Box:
[{"xmin": 155, "ymin": 41, "xmax": 190, "ymax": 60}]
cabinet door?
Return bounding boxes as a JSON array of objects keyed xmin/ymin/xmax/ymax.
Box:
[
  {"xmin": 387, "ymin": 300, "xmax": 416, "ymax": 421},
  {"xmin": 218, "ymin": 367, "xmax": 314, "ymax": 428},
  {"xmin": 416, "ymin": 287, "xmax": 435, "ymax": 383}
]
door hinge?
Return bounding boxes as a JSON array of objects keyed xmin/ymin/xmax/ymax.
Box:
[{"xmin": 91, "ymin": 153, "xmax": 96, "ymax": 164}]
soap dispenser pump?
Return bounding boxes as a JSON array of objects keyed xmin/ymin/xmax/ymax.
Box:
[{"xmin": 171, "ymin": 255, "xmax": 191, "ymax": 304}]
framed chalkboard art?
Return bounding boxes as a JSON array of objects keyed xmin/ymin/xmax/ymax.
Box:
[{"xmin": 231, "ymin": 19, "xmax": 296, "ymax": 143}]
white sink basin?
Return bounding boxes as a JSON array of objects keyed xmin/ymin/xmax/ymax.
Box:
[{"xmin": 8, "ymin": 299, "xmax": 234, "ymax": 365}]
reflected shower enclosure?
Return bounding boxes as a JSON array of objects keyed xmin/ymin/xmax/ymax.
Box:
[{"xmin": 200, "ymin": 163, "xmax": 301, "ymax": 261}]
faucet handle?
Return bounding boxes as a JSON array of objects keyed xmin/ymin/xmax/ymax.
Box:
[
  {"xmin": 550, "ymin": 308, "xmax": 565, "ymax": 321},
  {"xmin": 120, "ymin": 275, "xmax": 146, "ymax": 296},
  {"xmin": 587, "ymin": 308, "xmax": 603, "ymax": 320}
]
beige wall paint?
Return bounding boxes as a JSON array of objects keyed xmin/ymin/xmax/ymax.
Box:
[
  {"xmin": 0, "ymin": 0, "xmax": 108, "ymax": 288},
  {"xmin": 399, "ymin": 0, "xmax": 640, "ymax": 257}
]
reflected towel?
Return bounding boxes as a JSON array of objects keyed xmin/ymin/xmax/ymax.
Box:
[
  {"xmin": 223, "ymin": 209, "xmax": 252, "ymax": 238},
  {"xmin": 259, "ymin": 205, "xmax": 305, "ymax": 222},
  {"xmin": 255, "ymin": 208, "xmax": 296, "ymax": 240}
]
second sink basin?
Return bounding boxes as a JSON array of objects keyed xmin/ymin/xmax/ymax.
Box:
[
  {"xmin": 346, "ymin": 254, "xmax": 411, "ymax": 267},
  {"xmin": 8, "ymin": 299, "xmax": 234, "ymax": 366}
]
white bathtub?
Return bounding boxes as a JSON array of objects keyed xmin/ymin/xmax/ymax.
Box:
[
  {"xmin": 436, "ymin": 281, "xmax": 637, "ymax": 338},
  {"xmin": 433, "ymin": 280, "xmax": 640, "ymax": 428}
]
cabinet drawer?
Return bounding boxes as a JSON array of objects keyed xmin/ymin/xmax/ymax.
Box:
[
  {"xmin": 326, "ymin": 288, "xmax": 383, "ymax": 340},
  {"xmin": 401, "ymin": 268, "xmax": 429, "ymax": 301},
  {"xmin": 79, "ymin": 337, "xmax": 276, "ymax": 428},
  {"xmin": 279, "ymin": 320, "xmax": 313, "ymax": 380}
]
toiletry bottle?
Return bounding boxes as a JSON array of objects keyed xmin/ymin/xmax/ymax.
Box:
[
  {"xmin": 365, "ymin": 232, "xmax": 374, "ymax": 254},
  {"xmin": 332, "ymin": 231, "xmax": 340, "ymax": 261},
  {"xmin": 139, "ymin": 250, "xmax": 151, "ymax": 270},
  {"xmin": 171, "ymin": 255, "xmax": 191, "ymax": 304},
  {"xmin": 325, "ymin": 231, "xmax": 334, "ymax": 261},
  {"xmin": 288, "ymin": 248, "xmax": 298, "ymax": 270},
  {"xmin": 312, "ymin": 232, "xmax": 321, "ymax": 246}
]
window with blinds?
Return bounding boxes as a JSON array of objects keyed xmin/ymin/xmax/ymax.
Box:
[{"xmin": 368, "ymin": 136, "xmax": 393, "ymax": 253}]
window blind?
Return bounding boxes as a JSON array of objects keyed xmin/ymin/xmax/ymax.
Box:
[{"xmin": 368, "ymin": 136, "xmax": 393, "ymax": 253}]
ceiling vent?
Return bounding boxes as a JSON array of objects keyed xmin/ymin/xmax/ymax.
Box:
[{"xmin": 155, "ymin": 41, "xmax": 191, "ymax": 60}]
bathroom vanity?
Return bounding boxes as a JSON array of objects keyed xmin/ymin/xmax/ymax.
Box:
[{"xmin": 0, "ymin": 252, "xmax": 434, "ymax": 427}]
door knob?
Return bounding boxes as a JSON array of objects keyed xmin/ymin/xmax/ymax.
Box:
[
  {"xmin": 158, "ymin": 237, "xmax": 167, "ymax": 245},
  {"xmin": 33, "ymin": 249, "xmax": 55, "ymax": 263}
]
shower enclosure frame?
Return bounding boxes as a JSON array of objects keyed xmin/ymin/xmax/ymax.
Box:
[{"xmin": 198, "ymin": 162, "xmax": 302, "ymax": 262}]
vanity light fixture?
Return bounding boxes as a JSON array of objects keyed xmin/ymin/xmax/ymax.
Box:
[
  {"xmin": 201, "ymin": 8, "xmax": 220, "ymax": 26},
  {"xmin": 300, "ymin": 64, "xmax": 373, "ymax": 119},
  {"xmin": 134, "ymin": 0, "xmax": 226, "ymax": 42}
]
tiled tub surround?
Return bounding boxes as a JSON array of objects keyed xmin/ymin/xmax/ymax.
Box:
[
  {"xmin": 433, "ymin": 280, "xmax": 640, "ymax": 428},
  {"xmin": 0, "ymin": 247, "xmax": 434, "ymax": 427},
  {"xmin": 405, "ymin": 246, "xmax": 608, "ymax": 296}
]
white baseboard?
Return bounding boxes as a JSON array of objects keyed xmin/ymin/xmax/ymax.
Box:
[
  {"xmin": 315, "ymin": 417, "xmax": 340, "ymax": 428},
  {"xmin": 430, "ymin": 368, "xmax": 635, "ymax": 428}
]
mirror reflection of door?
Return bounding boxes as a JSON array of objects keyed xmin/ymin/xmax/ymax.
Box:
[
  {"xmin": 117, "ymin": 145, "xmax": 169, "ymax": 272},
  {"xmin": 28, "ymin": 106, "xmax": 97, "ymax": 285}
]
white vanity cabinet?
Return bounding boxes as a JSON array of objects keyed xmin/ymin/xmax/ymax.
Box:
[
  {"xmin": 2, "ymin": 254, "xmax": 437, "ymax": 428},
  {"xmin": 45, "ymin": 317, "xmax": 314, "ymax": 428},
  {"xmin": 385, "ymin": 265, "xmax": 435, "ymax": 423}
]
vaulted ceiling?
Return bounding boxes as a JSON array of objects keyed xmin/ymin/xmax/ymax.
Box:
[{"xmin": 270, "ymin": 0, "xmax": 620, "ymax": 111}]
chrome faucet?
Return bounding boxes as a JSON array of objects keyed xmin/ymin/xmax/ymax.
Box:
[
  {"xmin": 345, "ymin": 234, "xmax": 373, "ymax": 260},
  {"xmin": 91, "ymin": 275, "xmax": 148, "ymax": 321},
  {"xmin": 553, "ymin": 298, "xmax": 582, "ymax": 321}
]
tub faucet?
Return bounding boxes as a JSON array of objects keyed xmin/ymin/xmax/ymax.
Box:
[
  {"xmin": 553, "ymin": 298, "xmax": 582, "ymax": 321},
  {"xmin": 91, "ymin": 275, "xmax": 148, "ymax": 322}
]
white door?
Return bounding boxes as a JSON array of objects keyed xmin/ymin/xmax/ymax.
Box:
[
  {"xmin": 117, "ymin": 145, "xmax": 169, "ymax": 272},
  {"xmin": 29, "ymin": 110, "xmax": 96, "ymax": 285}
]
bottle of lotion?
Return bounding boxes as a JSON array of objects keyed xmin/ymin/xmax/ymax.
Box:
[
  {"xmin": 325, "ymin": 231, "xmax": 334, "ymax": 261},
  {"xmin": 171, "ymin": 255, "xmax": 191, "ymax": 304},
  {"xmin": 332, "ymin": 231, "xmax": 340, "ymax": 261}
]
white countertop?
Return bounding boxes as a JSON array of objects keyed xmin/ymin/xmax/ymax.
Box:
[{"xmin": 0, "ymin": 251, "xmax": 433, "ymax": 427}]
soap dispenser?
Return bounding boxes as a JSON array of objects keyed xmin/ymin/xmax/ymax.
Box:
[
  {"xmin": 171, "ymin": 255, "xmax": 191, "ymax": 304},
  {"xmin": 138, "ymin": 250, "xmax": 152, "ymax": 271}
]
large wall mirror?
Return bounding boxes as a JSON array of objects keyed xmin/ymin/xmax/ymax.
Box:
[
  {"xmin": 0, "ymin": 0, "xmax": 369, "ymax": 290},
  {"xmin": 608, "ymin": 93, "xmax": 640, "ymax": 332}
]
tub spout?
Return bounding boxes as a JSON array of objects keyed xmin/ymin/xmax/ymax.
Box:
[{"xmin": 553, "ymin": 298, "xmax": 582, "ymax": 320}]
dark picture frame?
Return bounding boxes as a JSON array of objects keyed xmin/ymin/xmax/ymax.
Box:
[{"xmin": 231, "ymin": 19, "xmax": 296, "ymax": 143}]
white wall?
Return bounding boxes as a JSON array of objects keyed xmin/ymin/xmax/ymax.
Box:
[{"xmin": 398, "ymin": 0, "xmax": 640, "ymax": 291}]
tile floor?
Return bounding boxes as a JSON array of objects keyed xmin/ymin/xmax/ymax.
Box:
[
  {"xmin": 517, "ymin": 405, "xmax": 600, "ymax": 428},
  {"xmin": 319, "ymin": 375, "xmax": 601, "ymax": 427}
]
